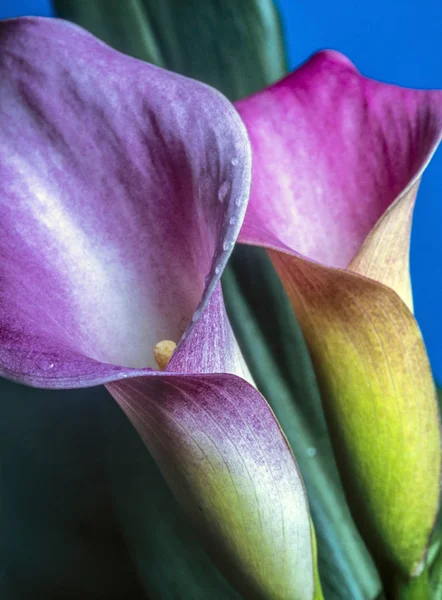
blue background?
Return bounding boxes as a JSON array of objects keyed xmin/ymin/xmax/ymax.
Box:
[{"xmin": 2, "ymin": 0, "xmax": 441, "ymax": 382}]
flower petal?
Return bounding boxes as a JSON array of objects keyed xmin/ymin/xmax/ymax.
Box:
[
  {"xmin": 236, "ymin": 50, "xmax": 442, "ymax": 269},
  {"xmin": 348, "ymin": 182, "xmax": 418, "ymax": 310},
  {"xmin": 107, "ymin": 373, "xmax": 315, "ymax": 600},
  {"xmin": 167, "ymin": 283, "xmax": 252, "ymax": 383},
  {"xmin": 0, "ymin": 17, "xmax": 251, "ymax": 386},
  {"xmin": 270, "ymin": 250, "xmax": 441, "ymax": 577}
]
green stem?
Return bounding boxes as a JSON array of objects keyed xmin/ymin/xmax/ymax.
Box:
[{"xmin": 385, "ymin": 567, "xmax": 431, "ymax": 600}]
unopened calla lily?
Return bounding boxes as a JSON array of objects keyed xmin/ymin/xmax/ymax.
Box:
[
  {"xmin": 236, "ymin": 51, "xmax": 442, "ymax": 582},
  {"xmin": 0, "ymin": 18, "xmax": 317, "ymax": 600}
]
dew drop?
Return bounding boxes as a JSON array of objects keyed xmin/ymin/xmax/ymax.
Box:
[
  {"xmin": 306, "ymin": 447, "xmax": 317, "ymax": 458},
  {"xmin": 218, "ymin": 181, "xmax": 229, "ymax": 203},
  {"xmin": 215, "ymin": 265, "xmax": 221, "ymax": 275},
  {"xmin": 229, "ymin": 216, "xmax": 236, "ymax": 225},
  {"xmin": 235, "ymin": 198, "xmax": 241, "ymax": 207},
  {"xmin": 223, "ymin": 240, "xmax": 233, "ymax": 252},
  {"xmin": 231, "ymin": 157, "xmax": 239, "ymax": 166},
  {"xmin": 37, "ymin": 357, "xmax": 54, "ymax": 371}
]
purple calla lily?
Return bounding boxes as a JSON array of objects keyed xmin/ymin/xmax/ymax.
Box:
[
  {"xmin": 0, "ymin": 16, "xmax": 250, "ymax": 387},
  {"xmin": 0, "ymin": 18, "xmax": 317, "ymax": 600}
]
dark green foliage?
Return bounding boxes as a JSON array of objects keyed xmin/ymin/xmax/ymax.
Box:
[
  {"xmin": 0, "ymin": 379, "xmax": 239, "ymax": 599},
  {"xmin": 54, "ymin": 0, "xmax": 287, "ymax": 101}
]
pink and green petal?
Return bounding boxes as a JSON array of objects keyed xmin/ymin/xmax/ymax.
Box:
[
  {"xmin": 108, "ymin": 373, "xmax": 316, "ymax": 600},
  {"xmin": 0, "ymin": 17, "xmax": 250, "ymax": 387},
  {"xmin": 236, "ymin": 50, "xmax": 442, "ymax": 269},
  {"xmin": 235, "ymin": 50, "xmax": 442, "ymax": 577},
  {"xmin": 270, "ymin": 250, "xmax": 440, "ymax": 577}
]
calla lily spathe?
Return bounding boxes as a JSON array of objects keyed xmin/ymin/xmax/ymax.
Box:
[
  {"xmin": 0, "ymin": 18, "xmax": 316, "ymax": 600},
  {"xmin": 235, "ymin": 52, "xmax": 442, "ymax": 579}
]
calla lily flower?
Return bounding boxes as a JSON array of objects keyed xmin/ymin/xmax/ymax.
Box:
[
  {"xmin": 236, "ymin": 51, "xmax": 442, "ymax": 581},
  {"xmin": 0, "ymin": 18, "xmax": 317, "ymax": 600}
]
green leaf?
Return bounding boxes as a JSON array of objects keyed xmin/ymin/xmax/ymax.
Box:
[
  {"xmin": 431, "ymin": 541, "xmax": 442, "ymax": 599},
  {"xmin": 0, "ymin": 381, "xmax": 143, "ymax": 599},
  {"xmin": 222, "ymin": 246, "xmax": 382, "ymax": 600},
  {"xmin": 53, "ymin": 0, "xmax": 287, "ymax": 101},
  {"xmin": 0, "ymin": 379, "xmax": 240, "ymax": 599}
]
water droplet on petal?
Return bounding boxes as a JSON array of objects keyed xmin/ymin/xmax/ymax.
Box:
[
  {"xmin": 229, "ymin": 217, "xmax": 236, "ymax": 225},
  {"xmin": 37, "ymin": 357, "xmax": 54, "ymax": 371},
  {"xmin": 218, "ymin": 181, "xmax": 229, "ymax": 203},
  {"xmin": 223, "ymin": 240, "xmax": 233, "ymax": 252},
  {"xmin": 231, "ymin": 157, "xmax": 239, "ymax": 166},
  {"xmin": 215, "ymin": 266, "xmax": 221, "ymax": 275},
  {"xmin": 235, "ymin": 198, "xmax": 241, "ymax": 207},
  {"xmin": 306, "ymin": 447, "xmax": 317, "ymax": 458}
]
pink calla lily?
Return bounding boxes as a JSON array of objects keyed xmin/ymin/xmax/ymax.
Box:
[
  {"xmin": 0, "ymin": 18, "xmax": 317, "ymax": 600},
  {"xmin": 237, "ymin": 50, "xmax": 442, "ymax": 281},
  {"xmin": 235, "ymin": 52, "xmax": 442, "ymax": 579}
]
